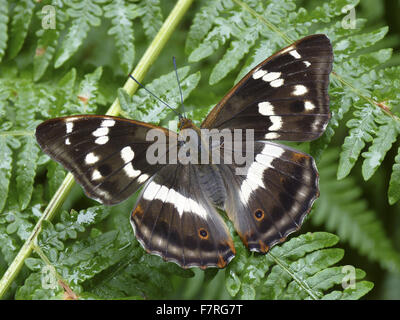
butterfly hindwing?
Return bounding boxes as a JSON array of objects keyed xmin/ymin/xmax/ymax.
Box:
[
  {"xmin": 219, "ymin": 141, "xmax": 319, "ymax": 252},
  {"xmin": 201, "ymin": 34, "xmax": 333, "ymax": 141},
  {"xmin": 35, "ymin": 115, "xmax": 176, "ymax": 205},
  {"xmin": 131, "ymin": 163, "xmax": 235, "ymax": 268}
]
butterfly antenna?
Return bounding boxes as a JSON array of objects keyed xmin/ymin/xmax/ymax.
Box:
[
  {"xmin": 173, "ymin": 56, "xmax": 185, "ymax": 117},
  {"xmin": 129, "ymin": 74, "xmax": 182, "ymax": 119}
]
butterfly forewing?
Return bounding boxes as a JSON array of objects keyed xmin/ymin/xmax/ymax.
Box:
[
  {"xmin": 35, "ymin": 115, "xmax": 176, "ymax": 205},
  {"xmin": 201, "ymin": 34, "xmax": 333, "ymax": 141}
]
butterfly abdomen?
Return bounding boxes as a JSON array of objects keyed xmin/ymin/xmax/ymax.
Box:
[{"xmin": 195, "ymin": 165, "xmax": 227, "ymax": 208}]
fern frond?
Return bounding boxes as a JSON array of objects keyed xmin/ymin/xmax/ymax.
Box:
[
  {"xmin": 0, "ymin": 136, "xmax": 12, "ymax": 213},
  {"xmin": 104, "ymin": 0, "xmax": 139, "ymax": 74},
  {"xmin": 137, "ymin": 0, "xmax": 163, "ymax": 40},
  {"xmin": 54, "ymin": 0, "xmax": 108, "ymax": 68},
  {"xmin": 337, "ymin": 104, "xmax": 377, "ymax": 179},
  {"xmin": 0, "ymin": 0, "xmax": 8, "ymax": 63},
  {"xmin": 313, "ymin": 149, "xmax": 400, "ymax": 273},
  {"xmin": 361, "ymin": 114, "xmax": 398, "ymax": 180},
  {"xmin": 45, "ymin": 162, "xmax": 66, "ymax": 201},
  {"xmin": 389, "ymin": 146, "xmax": 400, "ymax": 205},
  {"xmin": 33, "ymin": 1, "xmax": 67, "ymax": 81},
  {"xmin": 225, "ymin": 232, "xmax": 373, "ymax": 300},
  {"xmin": 15, "ymin": 136, "xmax": 41, "ymax": 210},
  {"xmin": 63, "ymin": 67, "xmax": 103, "ymax": 114},
  {"xmin": 8, "ymin": 0, "xmax": 35, "ymax": 59}
]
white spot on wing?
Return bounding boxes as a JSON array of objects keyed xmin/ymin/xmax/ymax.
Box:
[
  {"xmin": 303, "ymin": 61, "xmax": 311, "ymax": 67},
  {"xmin": 262, "ymin": 72, "xmax": 281, "ymax": 82},
  {"xmin": 268, "ymin": 116, "xmax": 282, "ymax": 131},
  {"xmin": 85, "ymin": 152, "xmax": 99, "ymax": 164},
  {"xmin": 240, "ymin": 143, "xmax": 284, "ymax": 204},
  {"xmin": 95, "ymin": 136, "xmax": 109, "ymax": 145},
  {"xmin": 253, "ymin": 69, "xmax": 268, "ymax": 79},
  {"xmin": 142, "ymin": 181, "xmax": 208, "ymax": 219},
  {"xmin": 101, "ymin": 119, "xmax": 116, "ymax": 127},
  {"xmin": 137, "ymin": 174, "xmax": 149, "ymax": 184},
  {"xmin": 240, "ymin": 161, "xmax": 266, "ymax": 204},
  {"xmin": 261, "ymin": 143, "xmax": 285, "ymax": 158},
  {"xmin": 155, "ymin": 185, "xmax": 170, "ymax": 202},
  {"xmin": 66, "ymin": 122, "xmax": 73, "ymax": 134},
  {"xmin": 258, "ymin": 102, "xmax": 274, "ymax": 115},
  {"xmin": 92, "ymin": 127, "xmax": 109, "ymax": 137},
  {"xmin": 264, "ymin": 132, "xmax": 280, "ymax": 139},
  {"xmin": 304, "ymin": 100, "xmax": 315, "ymax": 111},
  {"xmin": 293, "ymin": 85, "xmax": 308, "ymax": 96},
  {"xmin": 65, "ymin": 138, "xmax": 71, "ymax": 145},
  {"xmin": 143, "ymin": 181, "xmax": 161, "ymax": 200},
  {"xmin": 92, "ymin": 169, "xmax": 102, "ymax": 180},
  {"xmin": 289, "ymin": 50, "xmax": 301, "ymax": 59},
  {"xmin": 270, "ymin": 78, "xmax": 284, "ymax": 88},
  {"xmin": 121, "ymin": 146, "xmax": 134, "ymax": 163},
  {"xmin": 124, "ymin": 163, "xmax": 141, "ymax": 178}
]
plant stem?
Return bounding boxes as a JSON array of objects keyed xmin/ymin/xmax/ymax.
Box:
[
  {"xmin": 0, "ymin": 0, "xmax": 194, "ymax": 299},
  {"xmin": 268, "ymin": 252, "xmax": 322, "ymax": 300}
]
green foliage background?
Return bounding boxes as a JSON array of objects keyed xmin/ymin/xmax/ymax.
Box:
[{"xmin": 0, "ymin": 0, "xmax": 399, "ymax": 300}]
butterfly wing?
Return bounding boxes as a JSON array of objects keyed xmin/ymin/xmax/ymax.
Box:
[
  {"xmin": 131, "ymin": 163, "xmax": 236, "ymax": 269},
  {"xmin": 35, "ymin": 115, "xmax": 176, "ymax": 205},
  {"xmin": 218, "ymin": 141, "xmax": 318, "ymax": 252},
  {"xmin": 201, "ymin": 34, "xmax": 333, "ymax": 141}
]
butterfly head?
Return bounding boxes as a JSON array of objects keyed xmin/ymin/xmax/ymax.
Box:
[{"xmin": 178, "ymin": 117, "xmax": 195, "ymax": 130}]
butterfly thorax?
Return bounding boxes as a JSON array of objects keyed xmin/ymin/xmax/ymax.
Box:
[{"xmin": 177, "ymin": 117, "xmax": 227, "ymax": 207}]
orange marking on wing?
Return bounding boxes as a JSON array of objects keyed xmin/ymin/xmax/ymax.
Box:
[
  {"xmin": 258, "ymin": 240, "xmax": 269, "ymax": 253},
  {"xmin": 291, "ymin": 152, "xmax": 309, "ymax": 163},
  {"xmin": 132, "ymin": 205, "xmax": 144, "ymax": 217},
  {"xmin": 217, "ymin": 255, "xmax": 227, "ymax": 268}
]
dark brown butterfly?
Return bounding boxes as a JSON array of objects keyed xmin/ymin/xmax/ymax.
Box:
[{"xmin": 36, "ymin": 34, "xmax": 333, "ymax": 269}]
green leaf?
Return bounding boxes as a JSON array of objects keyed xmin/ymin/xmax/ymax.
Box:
[
  {"xmin": 7, "ymin": 0, "xmax": 35, "ymax": 59},
  {"xmin": 54, "ymin": 0, "xmax": 108, "ymax": 68},
  {"xmin": 16, "ymin": 136, "xmax": 41, "ymax": 210},
  {"xmin": 104, "ymin": 0, "xmax": 139, "ymax": 74},
  {"xmin": 296, "ymin": 0, "xmax": 359, "ymax": 24},
  {"xmin": 361, "ymin": 116, "xmax": 398, "ymax": 181},
  {"xmin": 314, "ymin": 149, "xmax": 400, "ymax": 273},
  {"xmin": 45, "ymin": 162, "xmax": 66, "ymax": 201},
  {"xmin": 322, "ymin": 281, "xmax": 374, "ymax": 300},
  {"xmin": 0, "ymin": 136, "xmax": 12, "ymax": 213},
  {"xmin": 67, "ymin": 66, "xmax": 103, "ymax": 114},
  {"xmin": 334, "ymin": 26, "xmax": 389, "ymax": 60},
  {"xmin": 138, "ymin": 0, "xmax": 163, "ymax": 40},
  {"xmin": 209, "ymin": 23, "xmax": 259, "ymax": 85},
  {"xmin": 185, "ymin": 0, "xmax": 230, "ymax": 54},
  {"xmin": 337, "ymin": 104, "xmax": 376, "ymax": 180},
  {"xmin": 388, "ymin": 146, "xmax": 400, "ymax": 205},
  {"xmin": 0, "ymin": 0, "xmax": 9, "ymax": 63},
  {"xmin": 226, "ymin": 231, "xmax": 372, "ymax": 300}
]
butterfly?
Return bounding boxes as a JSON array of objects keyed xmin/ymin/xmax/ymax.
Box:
[{"xmin": 35, "ymin": 34, "xmax": 333, "ymax": 269}]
